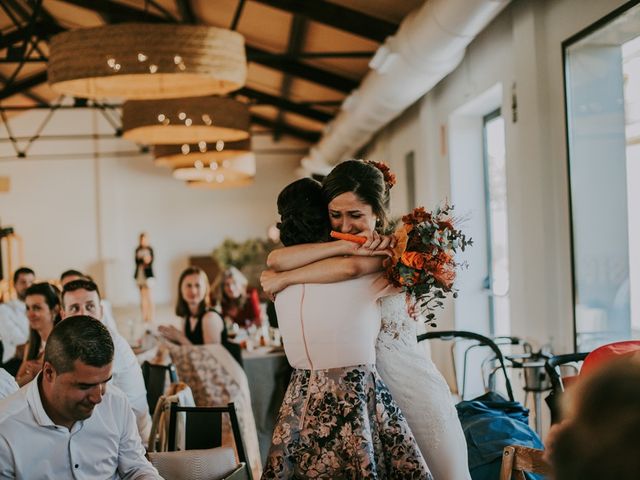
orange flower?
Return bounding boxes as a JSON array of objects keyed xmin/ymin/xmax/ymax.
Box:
[
  {"xmin": 401, "ymin": 251, "xmax": 428, "ymax": 270},
  {"xmin": 432, "ymin": 265, "xmax": 456, "ymax": 289},
  {"xmin": 390, "ymin": 223, "xmax": 410, "ymax": 264}
]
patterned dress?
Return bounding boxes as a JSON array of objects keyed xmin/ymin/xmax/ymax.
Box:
[{"xmin": 262, "ymin": 274, "xmax": 431, "ymax": 479}]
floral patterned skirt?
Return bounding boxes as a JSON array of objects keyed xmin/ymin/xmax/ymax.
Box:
[{"xmin": 261, "ymin": 364, "xmax": 432, "ymax": 479}]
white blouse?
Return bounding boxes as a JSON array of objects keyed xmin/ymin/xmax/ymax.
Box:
[{"xmin": 276, "ymin": 274, "xmax": 392, "ymax": 370}]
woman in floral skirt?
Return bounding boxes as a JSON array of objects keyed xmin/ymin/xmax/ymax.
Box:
[{"xmin": 260, "ymin": 178, "xmax": 430, "ymax": 479}]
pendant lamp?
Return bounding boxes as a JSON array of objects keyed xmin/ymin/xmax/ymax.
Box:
[
  {"xmin": 122, "ymin": 96, "xmax": 250, "ymax": 144},
  {"xmin": 153, "ymin": 139, "xmax": 251, "ymax": 168},
  {"xmin": 48, "ymin": 23, "xmax": 246, "ymax": 99}
]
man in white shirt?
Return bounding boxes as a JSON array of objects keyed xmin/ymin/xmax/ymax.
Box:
[
  {"xmin": 0, "ymin": 368, "xmax": 17, "ymax": 399},
  {"xmin": 0, "ymin": 267, "xmax": 35, "ymax": 370},
  {"xmin": 0, "ymin": 315, "xmax": 161, "ymax": 479},
  {"xmin": 59, "ymin": 269, "xmax": 119, "ymax": 333},
  {"xmin": 61, "ymin": 279, "xmax": 152, "ymax": 442}
]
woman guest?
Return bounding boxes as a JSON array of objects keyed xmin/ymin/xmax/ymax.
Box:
[
  {"xmin": 263, "ymin": 160, "xmax": 471, "ymax": 480},
  {"xmin": 219, "ymin": 267, "xmax": 262, "ymax": 329},
  {"xmin": 159, "ymin": 267, "xmax": 224, "ymax": 346},
  {"xmin": 15, "ymin": 283, "xmax": 61, "ymax": 386},
  {"xmin": 261, "ymin": 178, "xmax": 431, "ymax": 479},
  {"xmin": 134, "ymin": 232, "xmax": 155, "ymax": 324}
]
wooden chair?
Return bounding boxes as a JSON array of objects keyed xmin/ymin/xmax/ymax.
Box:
[
  {"xmin": 499, "ymin": 445, "xmax": 552, "ymax": 480},
  {"xmin": 141, "ymin": 361, "xmax": 178, "ymax": 414},
  {"xmin": 148, "ymin": 447, "xmax": 250, "ymax": 480},
  {"xmin": 168, "ymin": 402, "xmax": 253, "ymax": 480}
]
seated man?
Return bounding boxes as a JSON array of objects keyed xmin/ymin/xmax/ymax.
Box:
[
  {"xmin": 0, "ymin": 316, "xmax": 161, "ymax": 479},
  {"xmin": 61, "ymin": 279, "xmax": 151, "ymax": 441},
  {"xmin": 0, "ymin": 267, "xmax": 35, "ymax": 372},
  {"xmin": 0, "ymin": 368, "xmax": 18, "ymax": 399},
  {"xmin": 59, "ymin": 269, "xmax": 119, "ymax": 333}
]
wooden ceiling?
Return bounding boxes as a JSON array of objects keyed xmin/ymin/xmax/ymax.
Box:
[{"xmin": 0, "ymin": 0, "xmax": 424, "ymax": 147}]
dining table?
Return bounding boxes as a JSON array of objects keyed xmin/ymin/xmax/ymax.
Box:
[{"xmin": 241, "ymin": 346, "xmax": 292, "ymax": 465}]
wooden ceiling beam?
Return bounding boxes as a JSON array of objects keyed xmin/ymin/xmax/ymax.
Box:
[
  {"xmin": 246, "ymin": 45, "xmax": 356, "ymax": 93},
  {"xmin": 250, "ymin": 0, "xmax": 396, "ymax": 42},
  {"xmin": 0, "ymin": 70, "xmax": 47, "ymax": 101},
  {"xmin": 55, "ymin": 0, "xmax": 168, "ymax": 23},
  {"xmin": 251, "ymin": 113, "xmax": 319, "ymax": 143},
  {"xmin": 175, "ymin": 0, "xmax": 196, "ymax": 24},
  {"xmin": 238, "ymin": 86, "xmax": 331, "ymax": 122}
]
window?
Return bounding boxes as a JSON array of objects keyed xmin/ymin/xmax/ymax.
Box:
[
  {"xmin": 564, "ymin": 1, "xmax": 640, "ymax": 351},
  {"xmin": 483, "ymin": 110, "xmax": 511, "ymax": 336}
]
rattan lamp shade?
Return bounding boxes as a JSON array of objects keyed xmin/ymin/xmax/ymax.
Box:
[
  {"xmin": 48, "ymin": 24, "xmax": 246, "ymax": 99},
  {"xmin": 123, "ymin": 97, "xmax": 250, "ymax": 144},
  {"xmin": 172, "ymin": 152, "xmax": 256, "ymax": 182},
  {"xmin": 153, "ymin": 139, "xmax": 251, "ymax": 168},
  {"xmin": 187, "ymin": 177, "xmax": 254, "ymax": 189}
]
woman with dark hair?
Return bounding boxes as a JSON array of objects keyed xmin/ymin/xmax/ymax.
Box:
[
  {"xmin": 261, "ymin": 177, "xmax": 431, "ymax": 479},
  {"xmin": 263, "ymin": 160, "xmax": 471, "ymax": 480},
  {"xmin": 15, "ymin": 282, "xmax": 61, "ymax": 386},
  {"xmin": 159, "ymin": 266, "xmax": 224, "ymax": 346}
]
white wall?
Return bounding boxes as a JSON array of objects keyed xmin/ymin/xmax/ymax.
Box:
[
  {"xmin": 363, "ymin": 0, "xmax": 629, "ymax": 353},
  {"xmin": 0, "ymin": 108, "xmax": 303, "ymax": 308}
]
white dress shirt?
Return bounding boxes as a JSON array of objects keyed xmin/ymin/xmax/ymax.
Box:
[
  {"xmin": 110, "ymin": 326, "xmax": 152, "ymax": 441},
  {"xmin": 0, "ymin": 300, "xmax": 29, "ymax": 363},
  {"xmin": 0, "ymin": 369, "xmax": 17, "ymax": 399},
  {"xmin": 101, "ymin": 299, "xmax": 119, "ymax": 333},
  {"xmin": 0, "ymin": 376, "xmax": 162, "ymax": 479}
]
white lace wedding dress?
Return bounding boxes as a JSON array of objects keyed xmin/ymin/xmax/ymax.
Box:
[{"xmin": 376, "ymin": 294, "xmax": 471, "ymax": 480}]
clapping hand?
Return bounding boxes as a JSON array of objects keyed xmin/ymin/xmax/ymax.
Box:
[{"xmin": 158, "ymin": 325, "xmax": 189, "ymax": 345}]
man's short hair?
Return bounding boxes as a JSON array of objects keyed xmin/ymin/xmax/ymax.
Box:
[
  {"xmin": 61, "ymin": 279, "xmax": 102, "ymax": 307},
  {"xmin": 13, "ymin": 267, "xmax": 35, "ymax": 284},
  {"xmin": 44, "ymin": 315, "xmax": 114, "ymax": 374},
  {"xmin": 59, "ymin": 269, "xmax": 87, "ymax": 283}
]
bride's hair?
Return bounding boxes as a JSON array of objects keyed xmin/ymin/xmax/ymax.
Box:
[
  {"xmin": 277, "ymin": 178, "xmax": 331, "ymax": 246},
  {"xmin": 321, "ymin": 159, "xmax": 390, "ymax": 230}
]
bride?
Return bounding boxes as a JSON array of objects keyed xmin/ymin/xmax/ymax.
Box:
[{"xmin": 263, "ymin": 160, "xmax": 471, "ymax": 480}]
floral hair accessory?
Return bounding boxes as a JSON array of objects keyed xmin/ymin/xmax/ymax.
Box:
[{"xmin": 366, "ymin": 160, "xmax": 396, "ymax": 190}]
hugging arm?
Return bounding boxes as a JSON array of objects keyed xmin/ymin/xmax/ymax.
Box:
[
  {"xmin": 262, "ymin": 256, "xmax": 384, "ymax": 295},
  {"xmin": 267, "ymin": 238, "xmax": 392, "ymax": 272},
  {"xmin": 266, "ymin": 240, "xmax": 358, "ymax": 271}
]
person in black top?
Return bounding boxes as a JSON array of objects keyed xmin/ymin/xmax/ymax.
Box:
[
  {"xmin": 134, "ymin": 232, "xmax": 155, "ymax": 324},
  {"xmin": 159, "ymin": 266, "xmax": 243, "ymax": 366},
  {"xmin": 159, "ymin": 266, "xmax": 223, "ymax": 345}
]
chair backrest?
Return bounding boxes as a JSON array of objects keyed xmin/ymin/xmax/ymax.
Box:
[
  {"xmin": 544, "ymin": 352, "xmax": 588, "ymax": 424},
  {"xmin": 142, "ymin": 361, "xmax": 178, "ymax": 413},
  {"xmin": 418, "ymin": 330, "xmax": 515, "ymax": 401},
  {"xmin": 168, "ymin": 402, "xmax": 252, "ymax": 480},
  {"xmin": 545, "ymin": 352, "xmax": 589, "ymax": 392},
  {"xmin": 148, "ymin": 447, "xmax": 250, "ymax": 480},
  {"xmin": 499, "ymin": 445, "xmax": 551, "ymax": 480}
]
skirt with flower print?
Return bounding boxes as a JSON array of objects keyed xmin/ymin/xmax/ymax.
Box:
[{"xmin": 261, "ymin": 364, "xmax": 432, "ymax": 479}]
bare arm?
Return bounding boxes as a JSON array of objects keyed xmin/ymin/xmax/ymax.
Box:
[
  {"xmin": 266, "ymin": 240, "xmax": 358, "ymax": 271},
  {"xmin": 267, "ymin": 238, "xmax": 393, "ymax": 272},
  {"xmin": 201, "ymin": 311, "xmax": 224, "ymax": 345},
  {"xmin": 261, "ymin": 256, "xmax": 384, "ymax": 295}
]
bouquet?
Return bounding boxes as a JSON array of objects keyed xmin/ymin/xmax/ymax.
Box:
[{"xmin": 332, "ymin": 202, "xmax": 472, "ymax": 326}]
